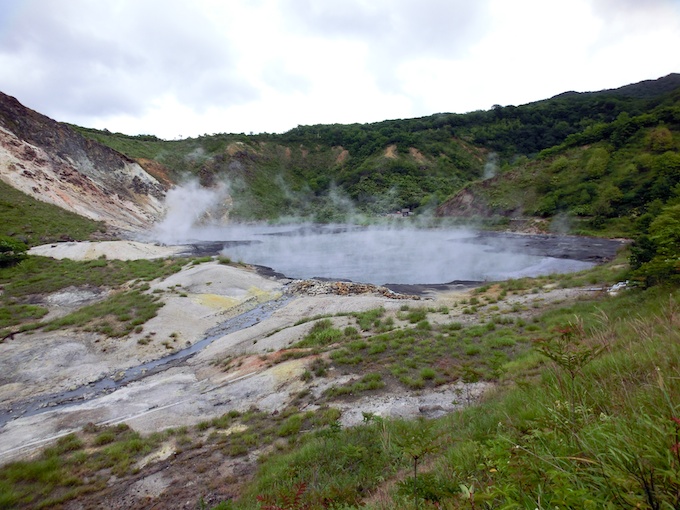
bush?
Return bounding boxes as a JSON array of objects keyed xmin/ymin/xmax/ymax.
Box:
[
  {"xmin": 632, "ymin": 203, "xmax": 680, "ymax": 286},
  {"xmin": 0, "ymin": 236, "xmax": 27, "ymax": 267}
]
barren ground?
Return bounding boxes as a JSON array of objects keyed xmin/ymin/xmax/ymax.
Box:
[{"xmin": 1, "ymin": 240, "xmax": 606, "ymax": 508}]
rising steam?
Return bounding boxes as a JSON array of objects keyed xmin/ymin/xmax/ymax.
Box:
[
  {"xmin": 151, "ymin": 180, "xmax": 231, "ymax": 244},
  {"xmin": 147, "ymin": 180, "xmax": 594, "ymax": 285},
  {"xmin": 483, "ymin": 152, "xmax": 499, "ymax": 180}
]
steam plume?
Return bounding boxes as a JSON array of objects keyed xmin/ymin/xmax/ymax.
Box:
[
  {"xmin": 152, "ymin": 180, "xmax": 231, "ymax": 244},
  {"xmin": 483, "ymin": 152, "xmax": 499, "ymax": 180}
]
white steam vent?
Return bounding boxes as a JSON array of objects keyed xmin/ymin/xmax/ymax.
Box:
[{"xmin": 152, "ymin": 180, "xmax": 231, "ymax": 244}]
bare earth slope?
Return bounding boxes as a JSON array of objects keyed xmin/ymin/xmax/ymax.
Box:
[{"xmin": 0, "ymin": 92, "xmax": 168, "ymax": 232}]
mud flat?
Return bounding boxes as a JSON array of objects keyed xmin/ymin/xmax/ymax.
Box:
[
  {"xmin": 1, "ymin": 243, "xmax": 435, "ymax": 463},
  {"xmin": 0, "ymin": 237, "xmax": 610, "ymax": 463},
  {"xmin": 0, "ymin": 283, "xmax": 428, "ymax": 464}
]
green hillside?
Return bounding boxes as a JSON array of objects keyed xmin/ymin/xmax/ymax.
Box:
[
  {"xmin": 439, "ymin": 91, "xmax": 680, "ymax": 223},
  {"xmin": 71, "ymin": 126, "xmax": 487, "ymax": 220},
  {"xmin": 71, "ymin": 74, "xmax": 680, "ymax": 225},
  {"xmin": 0, "ymin": 180, "xmax": 105, "ymax": 247}
]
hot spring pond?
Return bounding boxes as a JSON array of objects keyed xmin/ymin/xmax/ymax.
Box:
[{"xmin": 174, "ymin": 225, "xmax": 622, "ymax": 285}]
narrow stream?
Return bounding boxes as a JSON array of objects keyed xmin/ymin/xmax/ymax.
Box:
[{"xmin": 0, "ymin": 296, "xmax": 291, "ymax": 428}]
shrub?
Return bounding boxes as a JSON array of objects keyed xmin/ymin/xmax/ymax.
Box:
[
  {"xmin": 297, "ymin": 319, "xmax": 343, "ymax": 347},
  {"xmin": 0, "ymin": 236, "xmax": 27, "ymax": 267}
]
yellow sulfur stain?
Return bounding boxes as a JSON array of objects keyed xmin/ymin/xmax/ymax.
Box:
[
  {"xmin": 220, "ymin": 423, "xmax": 248, "ymax": 435},
  {"xmin": 248, "ymin": 286, "xmax": 282, "ymax": 303},
  {"xmin": 135, "ymin": 443, "xmax": 176, "ymax": 470},
  {"xmin": 269, "ymin": 358, "xmax": 307, "ymax": 383},
  {"xmin": 196, "ymin": 294, "xmax": 240, "ymax": 310},
  {"xmin": 83, "ymin": 244, "xmax": 99, "ymax": 260}
]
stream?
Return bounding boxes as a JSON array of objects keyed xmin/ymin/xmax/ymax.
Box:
[{"xmin": 0, "ymin": 295, "xmax": 292, "ymax": 428}]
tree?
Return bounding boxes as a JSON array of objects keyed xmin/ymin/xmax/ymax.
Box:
[
  {"xmin": 649, "ymin": 126, "xmax": 674, "ymax": 153},
  {"xmin": 632, "ymin": 204, "xmax": 680, "ymax": 286}
]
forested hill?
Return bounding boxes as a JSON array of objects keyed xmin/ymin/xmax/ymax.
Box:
[
  {"xmin": 282, "ymin": 73, "xmax": 680, "ymax": 159},
  {"xmin": 73, "ymin": 73, "xmax": 680, "ymax": 223}
]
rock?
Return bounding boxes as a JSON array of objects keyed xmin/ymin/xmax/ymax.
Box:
[
  {"xmin": 418, "ymin": 404, "xmax": 446, "ymax": 415},
  {"xmin": 287, "ymin": 279, "xmax": 420, "ymax": 300}
]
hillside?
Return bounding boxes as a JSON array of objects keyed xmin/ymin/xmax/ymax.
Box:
[
  {"xmin": 68, "ymin": 73, "xmax": 680, "ymax": 225},
  {"xmin": 436, "ymin": 86, "xmax": 680, "ymax": 236},
  {"xmin": 0, "ymin": 92, "xmax": 168, "ymax": 235},
  {"xmin": 0, "ymin": 74, "xmax": 679, "ymax": 509},
  {"xmin": 71, "ymin": 127, "xmax": 487, "ymax": 221}
]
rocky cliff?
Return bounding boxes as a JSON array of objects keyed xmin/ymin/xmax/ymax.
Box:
[{"xmin": 0, "ymin": 92, "xmax": 169, "ymax": 232}]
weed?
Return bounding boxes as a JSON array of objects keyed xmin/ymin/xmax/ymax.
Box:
[
  {"xmin": 296, "ymin": 319, "xmax": 342, "ymax": 348},
  {"xmin": 353, "ymin": 307, "xmax": 386, "ymax": 331}
]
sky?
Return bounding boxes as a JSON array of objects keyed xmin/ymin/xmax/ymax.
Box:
[{"xmin": 0, "ymin": 0, "xmax": 679, "ymax": 140}]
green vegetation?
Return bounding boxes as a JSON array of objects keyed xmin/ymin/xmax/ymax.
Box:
[
  {"xmin": 43, "ymin": 288, "xmax": 163, "ymax": 338},
  {"xmin": 295, "ymin": 319, "xmax": 343, "ymax": 348},
  {"xmin": 630, "ymin": 202, "xmax": 680, "ymax": 286},
  {"xmin": 0, "ymin": 235, "xmax": 27, "ymax": 267},
  {"xmin": 0, "ymin": 255, "xmax": 189, "ymax": 337},
  {"xmin": 0, "ymin": 180, "xmax": 105, "ymax": 247},
  {"xmin": 0, "ymin": 406, "xmax": 347, "ymax": 508},
  {"xmin": 224, "ymin": 285, "xmax": 680, "ymax": 509}
]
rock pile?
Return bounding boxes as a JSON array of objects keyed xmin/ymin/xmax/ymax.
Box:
[{"xmin": 286, "ymin": 279, "xmax": 420, "ymax": 300}]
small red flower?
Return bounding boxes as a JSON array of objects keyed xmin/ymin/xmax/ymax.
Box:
[{"xmin": 671, "ymin": 416, "xmax": 680, "ymax": 427}]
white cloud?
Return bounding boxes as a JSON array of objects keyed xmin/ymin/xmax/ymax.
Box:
[{"xmin": 0, "ymin": 0, "xmax": 678, "ymax": 138}]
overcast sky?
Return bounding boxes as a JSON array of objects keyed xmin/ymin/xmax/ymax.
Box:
[{"xmin": 1, "ymin": 0, "xmax": 679, "ymax": 139}]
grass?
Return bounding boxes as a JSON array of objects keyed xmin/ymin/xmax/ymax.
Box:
[
  {"xmin": 0, "ymin": 424, "xmax": 159, "ymax": 508},
  {"xmin": 0, "ymin": 256, "xmax": 188, "ymax": 297},
  {"xmin": 43, "ymin": 289, "xmax": 163, "ymax": 337},
  {"xmin": 221, "ymin": 284, "xmax": 680, "ymax": 509},
  {"xmin": 353, "ymin": 307, "xmax": 386, "ymax": 331},
  {"xmin": 324, "ymin": 373, "xmax": 386, "ymax": 398},
  {"xmin": 0, "ymin": 255, "xmax": 192, "ymax": 338},
  {"xmin": 296, "ymin": 305, "xmax": 537, "ymax": 391},
  {"xmin": 295, "ymin": 319, "xmax": 343, "ymax": 348},
  {"xmin": 0, "ymin": 180, "xmax": 105, "ymax": 247}
]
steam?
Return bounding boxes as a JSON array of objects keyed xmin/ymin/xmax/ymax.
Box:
[
  {"xmin": 152, "ymin": 180, "xmax": 231, "ymax": 244},
  {"xmin": 217, "ymin": 225, "xmax": 593, "ymax": 285},
  {"xmin": 146, "ymin": 180, "xmax": 594, "ymax": 285},
  {"xmin": 549, "ymin": 212, "xmax": 572, "ymax": 235},
  {"xmin": 483, "ymin": 152, "xmax": 499, "ymax": 180}
]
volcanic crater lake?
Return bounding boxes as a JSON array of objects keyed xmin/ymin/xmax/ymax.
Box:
[{"xmin": 176, "ymin": 225, "xmax": 608, "ymax": 285}]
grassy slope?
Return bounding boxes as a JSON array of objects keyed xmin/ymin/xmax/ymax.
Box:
[
  {"xmin": 235, "ymin": 274, "xmax": 680, "ymax": 509},
  {"xmin": 71, "ymin": 126, "xmax": 488, "ymax": 219},
  {"xmin": 0, "ymin": 180, "xmax": 105, "ymax": 246}
]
